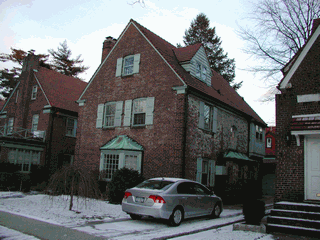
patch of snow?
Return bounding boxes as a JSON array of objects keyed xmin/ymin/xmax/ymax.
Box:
[
  {"xmin": 0, "ymin": 225, "xmax": 40, "ymax": 239},
  {"xmin": 0, "ymin": 192, "xmax": 25, "ymax": 199}
]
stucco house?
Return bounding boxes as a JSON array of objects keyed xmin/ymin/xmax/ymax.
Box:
[
  {"xmin": 0, "ymin": 54, "xmax": 87, "ymax": 174},
  {"xmin": 74, "ymin": 19, "xmax": 266, "ymax": 200}
]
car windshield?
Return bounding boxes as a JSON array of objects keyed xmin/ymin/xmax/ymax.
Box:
[{"xmin": 135, "ymin": 180, "xmax": 174, "ymax": 190}]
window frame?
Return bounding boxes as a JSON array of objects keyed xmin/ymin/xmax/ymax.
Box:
[
  {"xmin": 256, "ymin": 125, "xmax": 263, "ymax": 141},
  {"xmin": 31, "ymin": 85, "xmax": 38, "ymax": 100},
  {"xmin": 203, "ymin": 103, "xmax": 213, "ymax": 131},
  {"xmin": 7, "ymin": 117, "xmax": 14, "ymax": 135},
  {"xmin": 266, "ymin": 137, "xmax": 272, "ymax": 148},
  {"xmin": 100, "ymin": 150, "xmax": 142, "ymax": 181},
  {"xmin": 31, "ymin": 114, "xmax": 39, "ymax": 133},
  {"xmin": 132, "ymin": 98, "xmax": 147, "ymax": 126},
  {"xmin": 104, "ymin": 102, "xmax": 117, "ymax": 127},
  {"xmin": 66, "ymin": 117, "xmax": 77, "ymax": 137},
  {"xmin": 122, "ymin": 55, "xmax": 134, "ymax": 76},
  {"xmin": 8, "ymin": 148, "xmax": 41, "ymax": 172}
]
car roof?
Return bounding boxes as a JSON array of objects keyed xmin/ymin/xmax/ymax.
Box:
[{"xmin": 148, "ymin": 177, "xmax": 192, "ymax": 183}]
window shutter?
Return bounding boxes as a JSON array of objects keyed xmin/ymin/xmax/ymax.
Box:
[
  {"xmin": 96, "ymin": 104, "xmax": 104, "ymax": 128},
  {"xmin": 115, "ymin": 58, "xmax": 123, "ymax": 77},
  {"xmin": 196, "ymin": 158, "xmax": 203, "ymax": 183},
  {"xmin": 73, "ymin": 119, "xmax": 78, "ymax": 137},
  {"xmin": 212, "ymin": 107, "xmax": 218, "ymax": 133},
  {"xmin": 133, "ymin": 54, "xmax": 140, "ymax": 74},
  {"xmin": 199, "ymin": 101, "xmax": 204, "ymax": 129},
  {"xmin": 123, "ymin": 100, "xmax": 132, "ymax": 126},
  {"xmin": 114, "ymin": 101, "xmax": 123, "ymax": 127},
  {"xmin": 209, "ymin": 160, "xmax": 215, "ymax": 187},
  {"xmin": 145, "ymin": 97, "xmax": 155, "ymax": 125}
]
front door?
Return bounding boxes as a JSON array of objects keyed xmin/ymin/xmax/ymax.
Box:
[{"xmin": 305, "ymin": 135, "xmax": 320, "ymax": 201}]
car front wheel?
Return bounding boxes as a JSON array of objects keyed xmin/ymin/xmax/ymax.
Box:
[
  {"xmin": 210, "ymin": 203, "xmax": 222, "ymax": 218},
  {"xmin": 168, "ymin": 207, "xmax": 183, "ymax": 226}
]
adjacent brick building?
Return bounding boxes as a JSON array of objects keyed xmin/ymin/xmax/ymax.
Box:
[
  {"xmin": 75, "ymin": 19, "xmax": 267, "ymax": 199},
  {"xmin": 275, "ymin": 19, "xmax": 320, "ymax": 202},
  {"xmin": 0, "ymin": 54, "xmax": 87, "ymax": 174}
]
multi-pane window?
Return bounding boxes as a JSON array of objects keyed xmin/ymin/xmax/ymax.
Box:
[
  {"xmin": 7, "ymin": 117, "xmax": 14, "ymax": 135},
  {"xmin": 256, "ymin": 125, "xmax": 263, "ymax": 141},
  {"xmin": 101, "ymin": 154, "xmax": 119, "ymax": 180},
  {"xmin": 196, "ymin": 158, "xmax": 215, "ymax": 187},
  {"xmin": 31, "ymin": 114, "xmax": 39, "ymax": 132},
  {"xmin": 100, "ymin": 150, "xmax": 142, "ymax": 181},
  {"xmin": 31, "ymin": 86, "xmax": 38, "ymax": 100},
  {"xmin": 204, "ymin": 104, "xmax": 212, "ymax": 131},
  {"xmin": 104, "ymin": 102, "xmax": 116, "ymax": 127},
  {"xmin": 8, "ymin": 148, "xmax": 41, "ymax": 172},
  {"xmin": 123, "ymin": 56, "xmax": 134, "ymax": 75},
  {"xmin": 195, "ymin": 63, "xmax": 207, "ymax": 82},
  {"xmin": 66, "ymin": 117, "xmax": 77, "ymax": 137},
  {"xmin": 133, "ymin": 98, "xmax": 147, "ymax": 126}
]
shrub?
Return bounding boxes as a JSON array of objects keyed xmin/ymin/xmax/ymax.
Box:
[{"xmin": 107, "ymin": 168, "xmax": 144, "ymax": 204}]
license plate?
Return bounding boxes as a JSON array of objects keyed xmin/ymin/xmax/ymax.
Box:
[{"xmin": 135, "ymin": 197, "xmax": 145, "ymax": 203}]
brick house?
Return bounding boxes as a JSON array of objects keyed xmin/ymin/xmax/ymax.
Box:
[
  {"xmin": 275, "ymin": 19, "xmax": 320, "ymax": 202},
  {"xmin": 75, "ymin": 19, "xmax": 266, "ymax": 199},
  {"xmin": 0, "ymin": 54, "xmax": 87, "ymax": 174}
]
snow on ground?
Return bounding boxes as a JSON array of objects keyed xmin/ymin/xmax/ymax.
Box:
[
  {"xmin": 0, "ymin": 191, "xmax": 278, "ymax": 239},
  {"xmin": 0, "ymin": 225, "xmax": 40, "ymax": 240}
]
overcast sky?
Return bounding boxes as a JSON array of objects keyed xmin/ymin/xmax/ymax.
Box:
[{"xmin": 0, "ymin": 0, "xmax": 276, "ymax": 126}]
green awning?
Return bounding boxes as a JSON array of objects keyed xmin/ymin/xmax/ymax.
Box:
[
  {"xmin": 223, "ymin": 151, "xmax": 255, "ymax": 161},
  {"xmin": 100, "ymin": 135, "xmax": 143, "ymax": 151}
]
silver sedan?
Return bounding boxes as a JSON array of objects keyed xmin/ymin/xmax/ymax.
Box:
[{"xmin": 122, "ymin": 177, "xmax": 223, "ymax": 226}]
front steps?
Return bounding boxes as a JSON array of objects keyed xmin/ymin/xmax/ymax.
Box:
[{"xmin": 267, "ymin": 201, "xmax": 320, "ymax": 235}]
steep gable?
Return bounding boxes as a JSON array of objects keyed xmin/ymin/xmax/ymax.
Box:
[
  {"xmin": 34, "ymin": 68, "xmax": 87, "ymax": 112},
  {"xmin": 279, "ymin": 20, "xmax": 320, "ymax": 90}
]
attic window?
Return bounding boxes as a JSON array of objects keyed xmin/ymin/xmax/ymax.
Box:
[
  {"xmin": 123, "ymin": 56, "xmax": 134, "ymax": 75},
  {"xmin": 195, "ymin": 63, "xmax": 208, "ymax": 84},
  {"xmin": 31, "ymin": 85, "xmax": 37, "ymax": 100}
]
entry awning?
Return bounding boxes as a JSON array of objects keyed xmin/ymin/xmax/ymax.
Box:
[
  {"xmin": 100, "ymin": 135, "xmax": 143, "ymax": 151},
  {"xmin": 223, "ymin": 151, "xmax": 255, "ymax": 161}
]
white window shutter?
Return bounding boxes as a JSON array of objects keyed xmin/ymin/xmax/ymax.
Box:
[
  {"xmin": 133, "ymin": 54, "xmax": 140, "ymax": 74},
  {"xmin": 199, "ymin": 101, "xmax": 204, "ymax": 129},
  {"xmin": 115, "ymin": 58, "xmax": 123, "ymax": 77},
  {"xmin": 212, "ymin": 107, "xmax": 218, "ymax": 133},
  {"xmin": 209, "ymin": 160, "xmax": 215, "ymax": 187},
  {"xmin": 196, "ymin": 158, "xmax": 203, "ymax": 183},
  {"xmin": 96, "ymin": 104, "xmax": 104, "ymax": 128},
  {"xmin": 114, "ymin": 101, "xmax": 123, "ymax": 127},
  {"xmin": 123, "ymin": 100, "xmax": 132, "ymax": 126},
  {"xmin": 145, "ymin": 97, "xmax": 155, "ymax": 125}
]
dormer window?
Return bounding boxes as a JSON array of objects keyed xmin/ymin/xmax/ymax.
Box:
[{"xmin": 195, "ymin": 63, "xmax": 208, "ymax": 84}]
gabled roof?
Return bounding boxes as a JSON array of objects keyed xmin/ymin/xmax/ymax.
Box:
[
  {"xmin": 79, "ymin": 19, "xmax": 266, "ymax": 125},
  {"xmin": 131, "ymin": 20, "xmax": 266, "ymax": 125},
  {"xmin": 34, "ymin": 67, "xmax": 87, "ymax": 113},
  {"xmin": 174, "ymin": 43, "xmax": 202, "ymax": 62},
  {"xmin": 278, "ymin": 19, "xmax": 320, "ymax": 89}
]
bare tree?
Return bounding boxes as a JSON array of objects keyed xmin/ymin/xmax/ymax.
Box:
[
  {"xmin": 46, "ymin": 165, "xmax": 101, "ymax": 211},
  {"xmin": 238, "ymin": 0, "xmax": 320, "ymax": 100}
]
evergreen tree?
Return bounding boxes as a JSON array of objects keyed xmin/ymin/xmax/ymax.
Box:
[
  {"xmin": 48, "ymin": 40, "xmax": 89, "ymax": 78},
  {"xmin": 0, "ymin": 48, "xmax": 49, "ymax": 98},
  {"xmin": 182, "ymin": 13, "xmax": 242, "ymax": 90}
]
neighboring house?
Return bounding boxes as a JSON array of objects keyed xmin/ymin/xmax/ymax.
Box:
[
  {"xmin": 262, "ymin": 126, "xmax": 276, "ymax": 196},
  {"xmin": 275, "ymin": 19, "xmax": 320, "ymax": 202},
  {"xmin": 0, "ymin": 54, "xmax": 87, "ymax": 174},
  {"xmin": 75, "ymin": 19, "xmax": 266, "ymax": 200}
]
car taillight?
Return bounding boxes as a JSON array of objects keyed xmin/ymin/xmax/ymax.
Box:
[
  {"xmin": 123, "ymin": 192, "xmax": 132, "ymax": 199},
  {"xmin": 149, "ymin": 195, "xmax": 166, "ymax": 204}
]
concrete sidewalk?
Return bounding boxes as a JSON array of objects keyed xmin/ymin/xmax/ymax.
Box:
[{"xmin": 0, "ymin": 211, "xmax": 104, "ymax": 240}]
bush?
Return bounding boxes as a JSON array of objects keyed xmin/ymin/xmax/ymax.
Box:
[
  {"xmin": 107, "ymin": 168, "xmax": 144, "ymax": 204},
  {"xmin": 243, "ymin": 199, "xmax": 265, "ymax": 225}
]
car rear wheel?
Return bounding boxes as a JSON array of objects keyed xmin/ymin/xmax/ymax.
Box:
[
  {"xmin": 168, "ymin": 207, "xmax": 183, "ymax": 227},
  {"xmin": 130, "ymin": 214, "xmax": 142, "ymax": 220},
  {"xmin": 210, "ymin": 203, "xmax": 221, "ymax": 218}
]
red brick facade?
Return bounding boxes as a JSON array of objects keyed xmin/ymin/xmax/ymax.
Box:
[{"xmin": 275, "ymin": 21, "xmax": 320, "ymax": 202}]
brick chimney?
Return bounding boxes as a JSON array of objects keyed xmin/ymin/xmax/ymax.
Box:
[
  {"xmin": 312, "ymin": 18, "xmax": 320, "ymax": 34},
  {"xmin": 22, "ymin": 53, "xmax": 40, "ymax": 72},
  {"xmin": 102, "ymin": 36, "xmax": 116, "ymax": 62}
]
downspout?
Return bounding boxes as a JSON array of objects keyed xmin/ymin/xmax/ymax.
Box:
[
  {"xmin": 46, "ymin": 109, "xmax": 56, "ymax": 175},
  {"xmin": 181, "ymin": 89, "xmax": 189, "ymax": 179}
]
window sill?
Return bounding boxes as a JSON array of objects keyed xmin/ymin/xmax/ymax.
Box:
[
  {"xmin": 131, "ymin": 125, "xmax": 146, "ymax": 129},
  {"xmin": 199, "ymin": 128, "xmax": 214, "ymax": 135}
]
